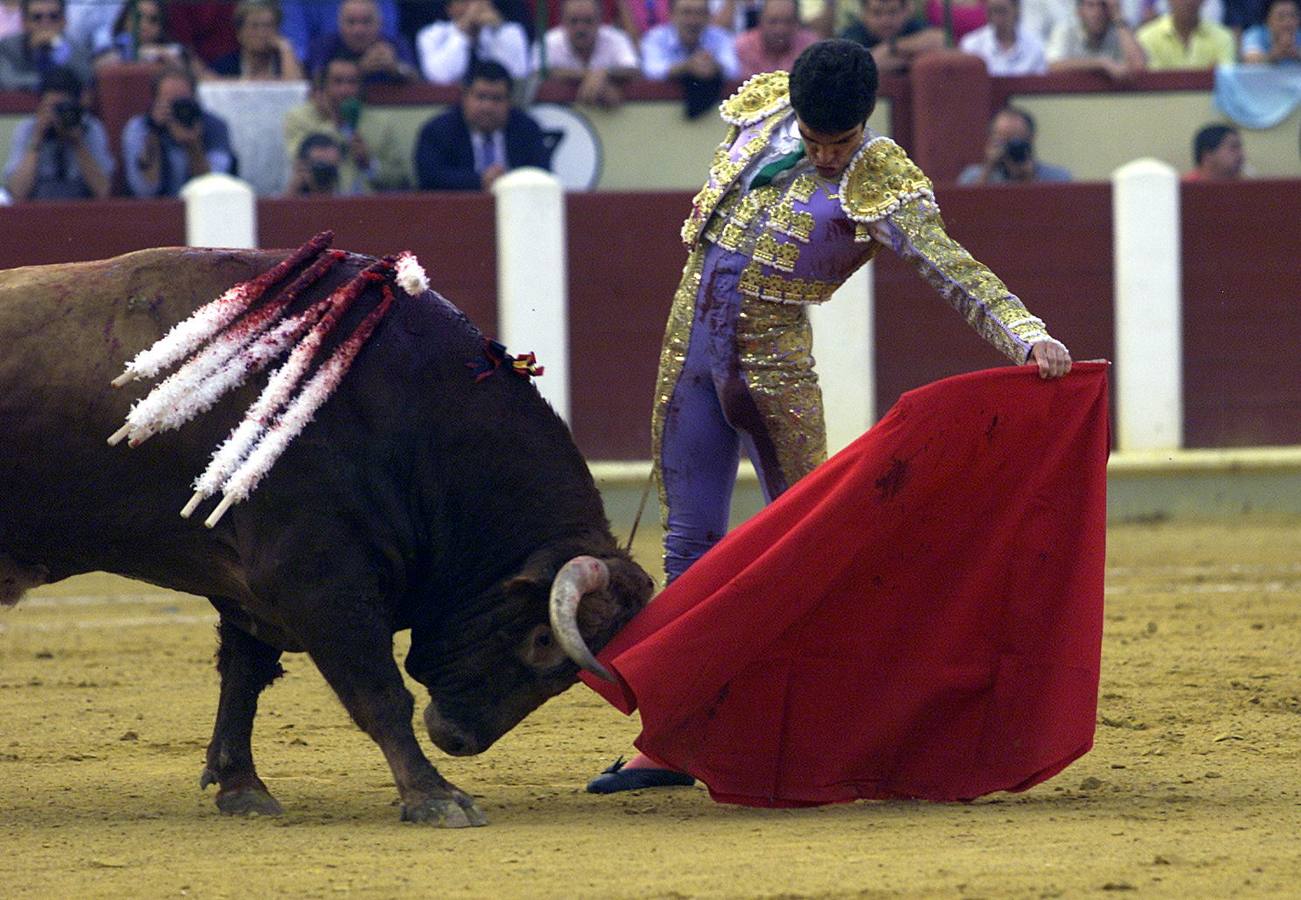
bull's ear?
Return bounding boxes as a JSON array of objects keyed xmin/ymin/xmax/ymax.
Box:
[
  {"xmin": 504, "ymin": 574, "xmax": 546, "ymax": 596},
  {"xmin": 517, "ymin": 623, "xmax": 567, "ymax": 670}
]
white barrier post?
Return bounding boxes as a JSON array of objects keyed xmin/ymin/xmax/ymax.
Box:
[
  {"xmin": 180, "ymin": 173, "xmax": 257, "ymax": 249},
  {"xmin": 1112, "ymin": 158, "xmax": 1182, "ymax": 451},
  {"xmin": 492, "ymin": 168, "xmax": 569, "ymax": 422},
  {"xmin": 809, "ymin": 262, "xmax": 875, "ymax": 454}
]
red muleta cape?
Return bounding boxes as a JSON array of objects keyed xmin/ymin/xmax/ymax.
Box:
[{"xmin": 583, "ymin": 363, "xmax": 1111, "ymax": 807}]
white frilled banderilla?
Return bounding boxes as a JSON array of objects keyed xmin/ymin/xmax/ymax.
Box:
[{"xmin": 107, "ymin": 232, "xmax": 429, "ymax": 528}]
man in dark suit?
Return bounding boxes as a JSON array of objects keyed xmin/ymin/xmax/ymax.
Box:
[{"xmin": 413, "ymin": 59, "xmax": 550, "ymax": 190}]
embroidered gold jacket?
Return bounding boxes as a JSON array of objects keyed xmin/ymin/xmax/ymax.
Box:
[{"xmin": 680, "ymin": 71, "xmax": 1055, "ymax": 364}]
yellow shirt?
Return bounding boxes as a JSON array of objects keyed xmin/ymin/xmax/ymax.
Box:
[{"xmin": 1136, "ymin": 15, "xmax": 1236, "ymax": 70}]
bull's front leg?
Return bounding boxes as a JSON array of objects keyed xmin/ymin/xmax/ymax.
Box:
[
  {"xmin": 300, "ymin": 612, "xmax": 488, "ymax": 827},
  {"xmin": 201, "ymin": 614, "xmax": 285, "ymax": 816}
]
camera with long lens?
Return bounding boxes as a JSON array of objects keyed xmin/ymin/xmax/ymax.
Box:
[
  {"xmin": 1003, "ymin": 138, "xmax": 1032, "ymax": 164},
  {"xmin": 170, "ymin": 97, "xmax": 202, "ymax": 128},
  {"xmin": 54, "ymin": 100, "xmax": 83, "ymax": 131},
  {"xmin": 308, "ymin": 160, "xmax": 339, "ymax": 191}
]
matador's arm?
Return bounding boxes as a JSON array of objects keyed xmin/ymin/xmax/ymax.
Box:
[{"xmin": 862, "ymin": 197, "xmax": 1061, "ymax": 365}]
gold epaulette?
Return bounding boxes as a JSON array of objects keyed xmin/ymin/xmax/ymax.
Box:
[
  {"xmin": 719, "ymin": 71, "xmax": 791, "ymax": 127},
  {"xmin": 840, "ymin": 137, "xmax": 935, "ymax": 224}
]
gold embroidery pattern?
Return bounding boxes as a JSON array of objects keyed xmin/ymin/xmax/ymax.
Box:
[
  {"xmin": 651, "ymin": 247, "xmax": 708, "ymax": 527},
  {"xmin": 682, "ymin": 114, "xmax": 787, "ymax": 246},
  {"xmin": 719, "ymin": 71, "xmax": 791, "ymax": 126},
  {"xmin": 738, "ymin": 263, "xmax": 840, "ymax": 305},
  {"xmin": 889, "ymin": 202, "xmax": 1051, "ymax": 362},
  {"xmin": 788, "ymin": 174, "xmax": 818, "ymax": 204},
  {"xmin": 736, "ymin": 297, "xmax": 827, "ymax": 485},
  {"xmin": 753, "ymin": 233, "xmax": 801, "ymax": 272},
  {"xmin": 841, "ymin": 137, "xmax": 935, "ymax": 224},
  {"xmin": 768, "ymin": 199, "xmax": 815, "ymax": 242}
]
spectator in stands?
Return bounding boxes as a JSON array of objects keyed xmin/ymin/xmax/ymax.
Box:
[
  {"xmin": 0, "ymin": 2, "xmax": 22, "ymax": 41},
  {"xmin": 958, "ymin": 105, "xmax": 1073, "ymax": 183},
  {"xmin": 1126, "ymin": 0, "xmax": 1229, "ymax": 32},
  {"xmin": 1020, "ymin": 0, "xmax": 1074, "ymax": 40},
  {"xmin": 1046, "ymin": 0, "xmax": 1146, "ymax": 79},
  {"xmin": 283, "ymin": 131, "xmax": 355, "ymax": 194},
  {"xmin": 619, "ymin": 0, "xmax": 672, "ymax": 40},
  {"xmin": 925, "ymin": 0, "xmax": 989, "ymax": 42},
  {"xmin": 64, "ymin": 0, "xmax": 121, "ymax": 54},
  {"xmin": 282, "ymin": 0, "xmax": 400, "ymax": 63},
  {"xmin": 641, "ymin": 0, "xmax": 740, "ymax": 81},
  {"xmin": 536, "ymin": 0, "xmax": 639, "ymax": 108},
  {"xmin": 713, "ymin": 0, "xmax": 765, "ymax": 32},
  {"xmin": 1242, "ymin": 0, "xmax": 1300, "ymax": 62},
  {"xmin": 305, "ymin": 0, "xmax": 418, "ymax": 84},
  {"xmin": 1135, "ymin": 0, "xmax": 1234, "ymax": 67},
  {"xmin": 92, "ymin": 0, "xmax": 200, "ymax": 75},
  {"xmin": 840, "ymin": 0, "xmax": 945, "ymax": 75},
  {"xmin": 734, "ymin": 0, "xmax": 819, "ymax": 78},
  {"xmin": 416, "ymin": 0, "xmax": 530, "ymax": 85},
  {"xmin": 3, "ymin": 64, "xmax": 111, "ymax": 199},
  {"xmin": 960, "ymin": 0, "xmax": 1049, "ymax": 74},
  {"xmin": 166, "ymin": 1, "xmax": 239, "ymax": 66},
  {"xmin": 0, "ymin": 0, "xmax": 94, "ymax": 91},
  {"xmin": 413, "ymin": 58, "xmax": 548, "ymax": 189},
  {"xmin": 211, "ymin": 1, "xmax": 305, "ymax": 80},
  {"xmin": 1222, "ymin": 0, "xmax": 1270, "ymax": 38},
  {"xmin": 283, "ymin": 55, "xmax": 409, "ymax": 192},
  {"xmin": 1186, "ymin": 122, "xmax": 1245, "ymax": 178},
  {"xmin": 122, "ymin": 65, "xmax": 235, "ymax": 197}
]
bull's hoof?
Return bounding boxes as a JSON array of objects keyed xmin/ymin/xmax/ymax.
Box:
[
  {"xmin": 400, "ymin": 791, "xmax": 487, "ymax": 827},
  {"xmin": 200, "ymin": 768, "xmax": 283, "ymax": 816},
  {"xmin": 215, "ymin": 787, "xmax": 284, "ymax": 817}
]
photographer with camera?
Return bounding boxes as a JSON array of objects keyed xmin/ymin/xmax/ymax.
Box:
[
  {"xmin": 122, "ymin": 64, "xmax": 235, "ymax": 198},
  {"xmin": 958, "ymin": 105, "xmax": 1073, "ymax": 185},
  {"xmin": 3, "ymin": 65, "xmax": 112, "ymax": 200},
  {"xmin": 283, "ymin": 55, "xmax": 410, "ymax": 193},
  {"xmin": 284, "ymin": 132, "xmax": 354, "ymax": 196}
]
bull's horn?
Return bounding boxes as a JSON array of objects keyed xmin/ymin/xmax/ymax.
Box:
[{"xmin": 548, "ymin": 556, "xmax": 614, "ymax": 682}]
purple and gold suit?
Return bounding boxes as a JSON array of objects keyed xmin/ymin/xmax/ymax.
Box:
[{"xmin": 653, "ymin": 72, "xmax": 1058, "ymax": 583}]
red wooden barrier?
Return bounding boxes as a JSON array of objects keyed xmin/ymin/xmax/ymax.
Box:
[{"xmin": 0, "ymin": 183, "xmax": 1295, "ymax": 457}]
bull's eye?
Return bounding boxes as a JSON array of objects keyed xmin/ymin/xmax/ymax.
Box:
[{"xmin": 535, "ymin": 630, "xmax": 552, "ymax": 648}]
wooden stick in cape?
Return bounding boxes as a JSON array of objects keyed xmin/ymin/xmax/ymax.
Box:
[
  {"xmin": 109, "ymin": 230, "xmax": 334, "ymax": 388},
  {"xmin": 110, "ymin": 249, "xmax": 347, "ymax": 448},
  {"xmin": 204, "ymin": 283, "xmax": 397, "ymax": 528},
  {"xmin": 184, "ymin": 259, "xmax": 394, "ymax": 519}
]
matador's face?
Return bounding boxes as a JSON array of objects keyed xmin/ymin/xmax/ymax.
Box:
[{"xmin": 796, "ymin": 118, "xmax": 865, "ymax": 181}]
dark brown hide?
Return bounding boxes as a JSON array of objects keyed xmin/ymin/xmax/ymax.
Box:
[{"xmin": 0, "ymin": 246, "xmax": 653, "ymax": 826}]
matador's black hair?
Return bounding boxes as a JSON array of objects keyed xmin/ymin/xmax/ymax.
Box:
[{"xmin": 789, "ymin": 40, "xmax": 878, "ymax": 134}]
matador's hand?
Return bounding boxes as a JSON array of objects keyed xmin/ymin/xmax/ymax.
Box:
[{"xmin": 1030, "ymin": 339, "xmax": 1072, "ymax": 379}]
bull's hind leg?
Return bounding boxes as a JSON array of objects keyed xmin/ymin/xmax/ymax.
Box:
[
  {"xmin": 0, "ymin": 553, "xmax": 48, "ymax": 606},
  {"xmin": 301, "ymin": 616, "xmax": 487, "ymax": 828},
  {"xmin": 200, "ymin": 614, "xmax": 285, "ymax": 816}
]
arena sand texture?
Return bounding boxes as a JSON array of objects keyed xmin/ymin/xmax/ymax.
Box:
[{"xmin": 1, "ymin": 519, "xmax": 1298, "ymax": 898}]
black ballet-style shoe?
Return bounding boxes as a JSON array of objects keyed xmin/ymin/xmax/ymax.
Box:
[{"xmin": 585, "ymin": 756, "xmax": 696, "ymax": 794}]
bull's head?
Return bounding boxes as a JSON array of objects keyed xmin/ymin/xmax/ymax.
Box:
[{"xmin": 406, "ymin": 550, "xmax": 653, "ymax": 756}]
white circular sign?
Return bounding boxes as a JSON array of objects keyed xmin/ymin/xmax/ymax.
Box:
[{"xmin": 529, "ymin": 103, "xmax": 603, "ymax": 191}]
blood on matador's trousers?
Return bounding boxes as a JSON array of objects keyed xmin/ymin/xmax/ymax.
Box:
[{"xmin": 652, "ymin": 241, "xmax": 828, "ymax": 584}]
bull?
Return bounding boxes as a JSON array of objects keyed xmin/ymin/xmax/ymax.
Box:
[{"xmin": 0, "ymin": 243, "xmax": 654, "ymax": 827}]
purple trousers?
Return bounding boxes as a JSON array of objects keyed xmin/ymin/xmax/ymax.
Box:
[{"xmin": 659, "ymin": 243, "xmax": 800, "ymax": 584}]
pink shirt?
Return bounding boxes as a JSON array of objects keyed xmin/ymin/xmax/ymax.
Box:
[
  {"xmin": 733, "ymin": 26, "xmax": 819, "ymax": 80},
  {"xmin": 926, "ymin": 0, "xmax": 986, "ymax": 42}
]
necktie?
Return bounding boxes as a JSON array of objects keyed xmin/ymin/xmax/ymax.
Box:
[
  {"xmin": 480, "ymin": 134, "xmax": 497, "ymax": 171},
  {"xmin": 750, "ymin": 143, "xmax": 805, "ymax": 188}
]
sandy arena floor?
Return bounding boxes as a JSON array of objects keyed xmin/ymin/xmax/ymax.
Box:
[{"xmin": 1, "ymin": 518, "xmax": 1298, "ymax": 898}]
